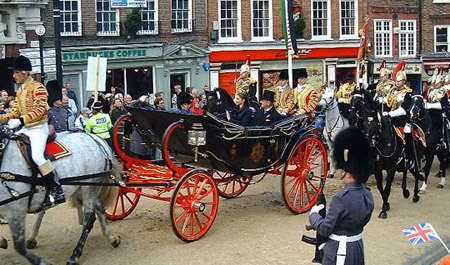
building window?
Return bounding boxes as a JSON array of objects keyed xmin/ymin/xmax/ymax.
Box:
[
  {"xmin": 96, "ymin": 0, "xmax": 119, "ymax": 36},
  {"xmin": 399, "ymin": 20, "xmax": 416, "ymax": 57},
  {"xmin": 339, "ymin": 0, "xmax": 357, "ymax": 39},
  {"xmin": 218, "ymin": 0, "xmax": 242, "ymax": 42},
  {"xmin": 374, "ymin": 19, "xmax": 392, "ymax": 57},
  {"xmin": 251, "ymin": 0, "xmax": 272, "ymax": 41},
  {"xmin": 60, "ymin": 0, "xmax": 82, "ymax": 36},
  {"xmin": 138, "ymin": 0, "xmax": 158, "ymax": 35},
  {"xmin": 435, "ymin": 25, "xmax": 450, "ymax": 53},
  {"xmin": 171, "ymin": 0, "xmax": 192, "ymax": 33},
  {"xmin": 311, "ymin": 0, "xmax": 330, "ymax": 39}
]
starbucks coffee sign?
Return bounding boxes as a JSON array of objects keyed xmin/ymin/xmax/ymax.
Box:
[{"xmin": 62, "ymin": 47, "xmax": 162, "ymax": 62}]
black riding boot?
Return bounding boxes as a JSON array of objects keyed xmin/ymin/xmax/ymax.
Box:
[{"xmin": 42, "ymin": 171, "xmax": 65, "ymax": 208}]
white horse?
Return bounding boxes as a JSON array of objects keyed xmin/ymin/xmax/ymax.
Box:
[
  {"xmin": 318, "ymin": 86, "xmax": 349, "ymax": 178},
  {"xmin": 0, "ymin": 128, "xmax": 121, "ymax": 265}
]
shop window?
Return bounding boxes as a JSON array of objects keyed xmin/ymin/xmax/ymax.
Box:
[
  {"xmin": 311, "ymin": 0, "xmax": 330, "ymax": 40},
  {"xmin": 60, "ymin": 0, "xmax": 82, "ymax": 36},
  {"xmin": 171, "ymin": 0, "xmax": 192, "ymax": 33},
  {"xmin": 96, "ymin": 0, "xmax": 119, "ymax": 36},
  {"xmin": 399, "ymin": 20, "xmax": 416, "ymax": 57},
  {"xmin": 218, "ymin": 0, "xmax": 242, "ymax": 43},
  {"xmin": 435, "ymin": 25, "xmax": 450, "ymax": 53},
  {"xmin": 138, "ymin": 0, "xmax": 158, "ymax": 35},
  {"xmin": 339, "ymin": 0, "xmax": 357, "ymax": 39},
  {"xmin": 251, "ymin": 0, "xmax": 272, "ymax": 41},
  {"xmin": 374, "ymin": 19, "xmax": 392, "ymax": 57}
]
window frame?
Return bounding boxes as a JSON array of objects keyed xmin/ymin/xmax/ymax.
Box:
[
  {"xmin": 373, "ymin": 19, "xmax": 392, "ymax": 58},
  {"xmin": 398, "ymin": 20, "xmax": 416, "ymax": 58},
  {"xmin": 250, "ymin": 0, "xmax": 273, "ymax": 42},
  {"xmin": 95, "ymin": 0, "xmax": 120, "ymax": 36},
  {"xmin": 218, "ymin": 0, "xmax": 242, "ymax": 43},
  {"xmin": 171, "ymin": 0, "xmax": 192, "ymax": 33},
  {"xmin": 432, "ymin": 0, "xmax": 450, "ymax": 3},
  {"xmin": 310, "ymin": 0, "xmax": 331, "ymax": 40},
  {"xmin": 434, "ymin": 25, "xmax": 450, "ymax": 53},
  {"xmin": 339, "ymin": 0, "xmax": 358, "ymax": 40},
  {"xmin": 60, "ymin": 0, "xmax": 82, "ymax": 37},
  {"xmin": 138, "ymin": 0, "xmax": 159, "ymax": 35}
]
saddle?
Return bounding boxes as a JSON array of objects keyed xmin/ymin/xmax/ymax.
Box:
[
  {"xmin": 393, "ymin": 125, "xmax": 427, "ymax": 148},
  {"xmin": 16, "ymin": 126, "xmax": 72, "ymax": 170}
]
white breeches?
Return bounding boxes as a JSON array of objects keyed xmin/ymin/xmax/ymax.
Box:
[{"xmin": 18, "ymin": 123, "xmax": 49, "ymax": 167}]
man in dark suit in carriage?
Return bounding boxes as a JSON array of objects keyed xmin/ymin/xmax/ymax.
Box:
[{"xmin": 253, "ymin": 90, "xmax": 284, "ymax": 126}]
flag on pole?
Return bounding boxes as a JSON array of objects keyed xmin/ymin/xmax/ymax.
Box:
[
  {"xmin": 280, "ymin": 0, "xmax": 298, "ymax": 56},
  {"xmin": 403, "ymin": 222, "xmax": 438, "ymax": 246},
  {"xmin": 357, "ymin": 17, "xmax": 369, "ymax": 62}
]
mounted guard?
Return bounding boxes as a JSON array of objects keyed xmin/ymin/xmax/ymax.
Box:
[
  {"xmin": 372, "ymin": 60, "xmax": 395, "ymax": 109},
  {"xmin": 296, "ymin": 69, "xmax": 324, "ymax": 115},
  {"xmin": 0, "ymin": 55, "xmax": 65, "ymax": 208},
  {"xmin": 335, "ymin": 73, "xmax": 358, "ymax": 119}
]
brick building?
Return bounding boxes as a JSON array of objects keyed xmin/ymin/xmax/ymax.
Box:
[
  {"xmin": 207, "ymin": 0, "xmax": 368, "ymax": 96},
  {"xmin": 421, "ymin": 0, "xmax": 450, "ymax": 78},
  {"xmin": 366, "ymin": 0, "xmax": 422, "ymax": 91},
  {"xmin": 19, "ymin": 0, "xmax": 210, "ymax": 106}
]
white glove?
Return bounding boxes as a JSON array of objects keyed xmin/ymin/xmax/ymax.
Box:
[
  {"xmin": 309, "ymin": 204, "xmax": 325, "ymax": 215},
  {"xmin": 7, "ymin": 119, "xmax": 22, "ymax": 129},
  {"xmin": 382, "ymin": 112, "xmax": 390, "ymax": 117}
]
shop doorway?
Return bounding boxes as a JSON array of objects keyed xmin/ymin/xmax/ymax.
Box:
[
  {"xmin": 106, "ymin": 67, "xmax": 153, "ymax": 99},
  {"xmin": 170, "ymin": 72, "xmax": 188, "ymax": 108},
  {"xmin": 0, "ymin": 58, "xmax": 15, "ymax": 95}
]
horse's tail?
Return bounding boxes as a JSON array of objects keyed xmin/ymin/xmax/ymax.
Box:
[{"xmin": 68, "ymin": 159, "xmax": 121, "ymax": 210}]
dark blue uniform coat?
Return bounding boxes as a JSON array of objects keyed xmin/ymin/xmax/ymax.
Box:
[
  {"xmin": 229, "ymin": 106, "xmax": 253, "ymax": 126},
  {"xmin": 309, "ymin": 182, "xmax": 374, "ymax": 265}
]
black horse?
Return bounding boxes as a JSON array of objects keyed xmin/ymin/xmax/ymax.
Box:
[
  {"xmin": 350, "ymin": 90, "xmax": 423, "ymax": 218},
  {"xmin": 410, "ymin": 95, "xmax": 449, "ymax": 192},
  {"xmin": 205, "ymin": 88, "xmax": 237, "ymax": 115}
]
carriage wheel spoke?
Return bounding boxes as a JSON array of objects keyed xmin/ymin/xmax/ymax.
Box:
[
  {"xmin": 202, "ymin": 212, "xmax": 212, "ymax": 221},
  {"xmin": 306, "ymin": 179, "xmax": 319, "ymax": 192},
  {"xmin": 300, "ymin": 180, "xmax": 305, "ymax": 208},
  {"xmin": 287, "ymin": 178, "xmax": 300, "ymax": 200},
  {"xmin": 189, "ymin": 213, "xmax": 195, "ymax": 236},
  {"xmin": 120, "ymin": 194, "xmax": 125, "ymax": 214},
  {"xmin": 293, "ymin": 180, "xmax": 302, "ymax": 208},
  {"xmin": 304, "ymin": 180, "xmax": 312, "ymax": 203},
  {"xmin": 309, "ymin": 151, "xmax": 322, "ymax": 165},
  {"xmin": 124, "ymin": 193, "xmax": 134, "ymax": 205},
  {"xmin": 181, "ymin": 211, "xmax": 190, "ymax": 234},
  {"xmin": 194, "ymin": 212, "xmax": 203, "ymax": 230},
  {"xmin": 175, "ymin": 209, "xmax": 189, "ymax": 225},
  {"xmin": 197, "ymin": 187, "xmax": 214, "ymax": 201},
  {"xmin": 112, "ymin": 193, "xmax": 120, "ymax": 216}
]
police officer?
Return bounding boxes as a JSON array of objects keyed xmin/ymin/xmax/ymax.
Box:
[
  {"xmin": 0, "ymin": 56, "xmax": 65, "ymax": 208},
  {"xmin": 85, "ymin": 101, "xmax": 113, "ymax": 146},
  {"xmin": 309, "ymin": 127, "xmax": 374, "ymax": 265}
]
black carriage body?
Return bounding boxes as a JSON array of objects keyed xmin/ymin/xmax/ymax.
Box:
[{"xmin": 126, "ymin": 107, "xmax": 312, "ymax": 176}]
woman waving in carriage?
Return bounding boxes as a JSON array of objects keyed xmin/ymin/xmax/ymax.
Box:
[{"xmin": 223, "ymin": 91, "xmax": 253, "ymax": 126}]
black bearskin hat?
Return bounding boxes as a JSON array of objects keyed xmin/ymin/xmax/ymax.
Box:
[
  {"xmin": 177, "ymin": 92, "xmax": 193, "ymax": 106},
  {"xmin": 10, "ymin": 55, "xmax": 32, "ymax": 71},
  {"xmin": 46, "ymin": 80, "xmax": 62, "ymax": 106},
  {"xmin": 333, "ymin": 127, "xmax": 370, "ymax": 183},
  {"xmin": 278, "ymin": 71, "xmax": 289, "ymax": 80},
  {"xmin": 260, "ymin": 90, "xmax": 275, "ymax": 102},
  {"xmin": 91, "ymin": 101, "xmax": 104, "ymax": 110},
  {"xmin": 297, "ymin": 68, "xmax": 308, "ymax": 79}
]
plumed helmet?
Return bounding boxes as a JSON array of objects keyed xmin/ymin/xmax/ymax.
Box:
[
  {"xmin": 260, "ymin": 90, "xmax": 275, "ymax": 102},
  {"xmin": 396, "ymin": 70, "xmax": 407, "ymax": 82},
  {"xmin": 10, "ymin": 55, "xmax": 32, "ymax": 71},
  {"xmin": 333, "ymin": 127, "xmax": 371, "ymax": 183},
  {"xmin": 91, "ymin": 101, "xmax": 104, "ymax": 110},
  {"xmin": 240, "ymin": 64, "xmax": 250, "ymax": 74},
  {"xmin": 46, "ymin": 80, "xmax": 62, "ymax": 106},
  {"xmin": 393, "ymin": 60, "xmax": 406, "ymax": 82},
  {"xmin": 177, "ymin": 92, "xmax": 193, "ymax": 106},
  {"xmin": 297, "ymin": 68, "xmax": 308, "ymax": 79}
]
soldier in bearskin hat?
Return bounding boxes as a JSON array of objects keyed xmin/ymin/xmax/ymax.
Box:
[
  {"xmin": 174, "ymin": 92, "xmax": 193, "ymax": 114},
  {"xmin": 47, "ymin": 80, "xmax": 70, "ymax": 132},
  {"xmin": 0, "ymin": 55, "xmax": 65, "ymax": 208},
  {"xmin": 309, "ymin": 127, "xmax": 374, "ymax": 265},
  {"xmin": 253, "ymin": 90, "xmax": 284, "ymax": 126}
]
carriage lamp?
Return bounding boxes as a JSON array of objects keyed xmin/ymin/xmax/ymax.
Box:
[{"xmin": 188, "ymin": 123, "xmax": 206, "ymax": 146}]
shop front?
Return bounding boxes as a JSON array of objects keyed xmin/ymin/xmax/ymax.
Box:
[
  {"xmin": 60, "ymin": 43, "xmax": 209, "ymax": 107},
  {"xmin": 209, "ymin": 43, "xmax": 359, "ymax": 97},
  {"xmin": 422, "ymin": 56, "xmax": 450, "ymax": 89}
]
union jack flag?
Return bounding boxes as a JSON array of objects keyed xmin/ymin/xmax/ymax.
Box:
[{"xmin": 403, "ymin": 222, "xmax": 438, "ymax": 246}]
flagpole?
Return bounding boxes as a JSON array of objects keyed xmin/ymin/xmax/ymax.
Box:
[
  {"xmin": 431, "ymin": 225, "xmax": 450, "ymax": 253},
  {"xmin": 288, "ymin": 52, "xmax": 293, "ymax": 88}
]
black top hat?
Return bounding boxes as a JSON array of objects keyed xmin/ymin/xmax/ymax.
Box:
[
  {"xmin": 177, "ymin": 92, "xmax": 193, "ymax": 106},
  {"xmin": 46, "ymin": 80, "xmax": 62, "ymax": 106},
  {"xmin": 260, "ymin": 90, "xmax": 275, "ymax": 102},
  {"xmin": 10, "ymin": 55, "xmax": 32, "ymax": 71},
  {"xmin": 333, "ymin": 127, "xmax": 371, "ymax": 183},
  {"xmin": 92, "ymin": 101, "xmax": 104, "ymax": 110},
  {"xmin": 297, "ymin": 69, "xmax": 308, "ymax": 79},
  {"xmin": 278, "ymin": 71, "xmax": 289, "ymax": 80}
]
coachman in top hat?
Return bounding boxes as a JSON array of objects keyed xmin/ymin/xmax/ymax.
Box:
[{"xmin": 0, "ymin": 55, "xmax": 65, "ymax": 208}]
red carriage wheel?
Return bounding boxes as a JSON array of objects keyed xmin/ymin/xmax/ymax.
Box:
[
  {"xmin": 170, "ymin": 170, "xmax": 219, "ymax": 242},
  {"xmin": 281, "ymin": 136, "xmax": 328, "ymax": 214},
  {"xmin": 105, "ymin": 186, "xmax": 142, "ymax": 220},
  {"xmin": 212, "ymin": 171, "xmax": 251, "ymax": 199}
]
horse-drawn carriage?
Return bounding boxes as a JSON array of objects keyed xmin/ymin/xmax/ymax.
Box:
[{"xmin": 106, "ymin": 106, "xmax": 328, "ymax": 241}]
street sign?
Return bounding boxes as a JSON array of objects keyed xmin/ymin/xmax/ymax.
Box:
[
  {"xmin": 30, "ymin": 41, "xmax": 40, "ymax": 48},
  {"xmin": 44, "ymin": 65, "xmax": 57, "ymax": 73},
  {"xmin": 20, "ymin": 47, "xmax": 57, "ymax": 74},
  {"xmin": 111, "ymin": 0, "xmax": 147, "ymax": 8}
]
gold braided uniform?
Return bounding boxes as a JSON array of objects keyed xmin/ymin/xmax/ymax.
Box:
[
  {"xmin": 275, "ymin": 85, "xmax": 297, "ymax": 114},
  {"xmin": 296, "ymin": 84, "xmax": 324, "ymax": 114},
  {"xmin": 428, "ymin": 87, "xmax": 447, "ymax": 103},
  {"xmin": 235, "ymin": 77, "xmax": 256, "ymax": 96},
  {"xmin": 335, "ymin": 82, "xmax": 358, "ymax": 105},
  {"xmin": 376, "ymin": 79, "xmax": 395, "ymax": 97},
  {"xmin": 0, "ymin": 76, "xmax": 48, "ymax": 127},
  {"xmin": 387, "ymin": 85, "xmax": 412, "ymax": 111}
]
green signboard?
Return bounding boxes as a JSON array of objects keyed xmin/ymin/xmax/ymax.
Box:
[{"xmin": 63, "ymin": 48, "xmax": 161, "ymax": 62}]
